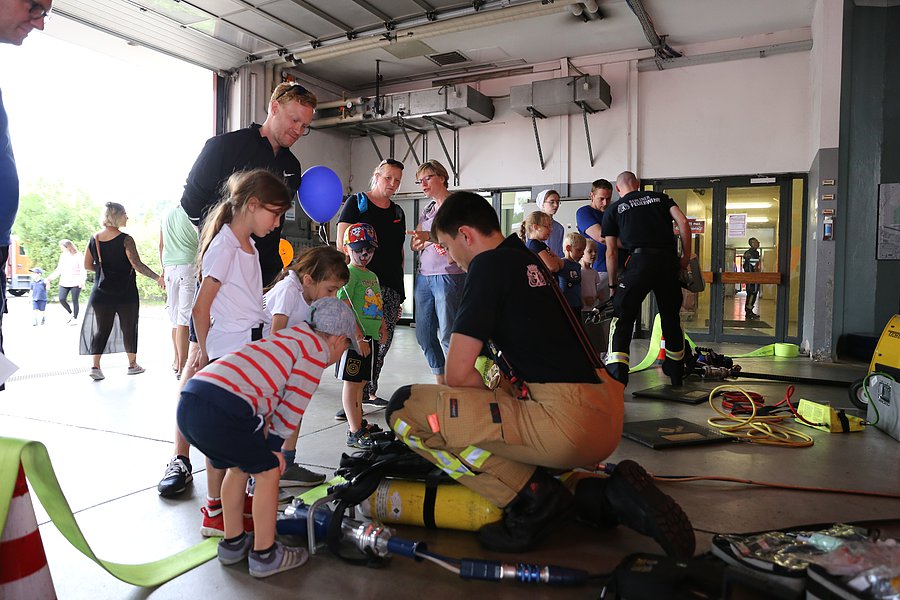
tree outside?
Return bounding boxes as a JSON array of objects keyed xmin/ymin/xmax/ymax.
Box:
[{"xmin": 13, "ymin": 179, "xmax": 167, "ymax": 303}]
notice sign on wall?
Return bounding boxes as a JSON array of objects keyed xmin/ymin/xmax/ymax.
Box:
[
  {"xmin": 877, "ymin": 183, "xmax": 900, "ymax": 260},
  {"xmin": 687, "ymin": 218, "xmax": 705, "ymax": 234},
  {"xmin": 728, "ymin": 213, "xmax": 747, "ymax": 238}
]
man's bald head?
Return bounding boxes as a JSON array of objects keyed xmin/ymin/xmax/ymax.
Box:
[{"xmin": 616, "ymin": 171, "xmax": 640, "ymax": 195}]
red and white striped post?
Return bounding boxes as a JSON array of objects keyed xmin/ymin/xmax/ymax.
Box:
[{"xmin": 0, "ymin": 465, "xmax": 56, "ymax": 599}]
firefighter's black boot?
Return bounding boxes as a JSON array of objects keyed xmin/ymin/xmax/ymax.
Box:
[{"xmin": 477, "ymin": 468, "xmax": 572, "ymax": 552}]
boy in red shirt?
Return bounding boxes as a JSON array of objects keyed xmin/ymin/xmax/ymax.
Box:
[{"xmin": 177, "ymin": 297, "xmax": 359, "ymax": 578}]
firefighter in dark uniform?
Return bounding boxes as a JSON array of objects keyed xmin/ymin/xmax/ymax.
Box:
[
  {"xmin": 743, "ymin": 237, "xmax": 761, "ymax": 319},
  {"xmin": 601, "ymin": 171, "xmax": 692, "ymax": 387}
]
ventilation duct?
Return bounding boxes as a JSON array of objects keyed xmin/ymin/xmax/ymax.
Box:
[
  {"xmin": 310, "ymin": 84, "xmax": 494, "ymax": 135},
  {"xmin": 510, "ymin": 75, "xmax": 611, "ymax": 118}
]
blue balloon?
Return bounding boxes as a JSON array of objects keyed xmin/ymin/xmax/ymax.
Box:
[{"xmin": 298, "ymin": 165, "xmax": 343, "ymax": 223}]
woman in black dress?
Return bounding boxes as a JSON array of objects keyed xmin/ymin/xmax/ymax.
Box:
[{"xmin": 79, "ymin": 202, "xmax": 164, "ymax": 380}]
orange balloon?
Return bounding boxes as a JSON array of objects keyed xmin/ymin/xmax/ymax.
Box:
[{"xmin": 279, "ymin": 238, "xmax": 294, "ymax": 267}]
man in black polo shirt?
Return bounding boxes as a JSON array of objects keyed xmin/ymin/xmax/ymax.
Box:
[
  {"xmin": 181, "ymin": 81, "xmax": 316, "ymax": 288},
  {"xmin": 158, "ymin": 82, "xmax": 319, "ymax": 498},
  {"xmin": 602, "ymin": 171, "xmax": 692, "ymax": 387},
  {"xmin": 386, "ymin": 192, "xmax": 694, "ymax": 556}
]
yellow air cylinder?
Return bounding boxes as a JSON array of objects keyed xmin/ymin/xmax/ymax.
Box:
[{"xmin": 358, "ymin": 478, "xmax": 503, "ymax": 531}]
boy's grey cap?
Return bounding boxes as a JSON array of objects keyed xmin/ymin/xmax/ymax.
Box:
[
  {"xmin": 307, "ymin": 297, "xmax": 361, "ymax": 353},
  {"xmin": 30, "ymin": 268, "xmax": 43, "ymax": 275}
]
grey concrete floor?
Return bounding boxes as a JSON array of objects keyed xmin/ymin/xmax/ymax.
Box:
[{"xmin": 1, "ymin": 295, "xmax": 898, "ymax": 599}]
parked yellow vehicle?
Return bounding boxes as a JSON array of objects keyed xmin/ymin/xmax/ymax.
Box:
[{"xmin": 5, "ymin": 235, "xmax": 32, "ymax": 296}]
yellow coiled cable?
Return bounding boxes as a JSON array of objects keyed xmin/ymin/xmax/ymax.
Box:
[{"xmin": 706, "ymin": 384, "xmax": 815, "ymax": 448}]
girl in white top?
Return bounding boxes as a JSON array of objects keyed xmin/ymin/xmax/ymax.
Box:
[
  {"xmin": 47, "ymin": 239, "xmax": 86, "ymax": 323},
  {"xmin": 263, "ymin": 245, "xmax": 349, "ymax": 486},
  {"xmin": 193, "ymin": 169, "xmax": 293, "ymax": 367},
  {"xmin": 189, "ymin": 169, "xmax": 293, "ymax": 538},
  {"xmin": 264, "ymin": 246, "xmax": 348, "ymax": 333}
]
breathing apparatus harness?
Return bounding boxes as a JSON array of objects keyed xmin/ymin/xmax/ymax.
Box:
[{"xmin": 322, "ymin": 436, "xmax": 450, "ymax": 565}]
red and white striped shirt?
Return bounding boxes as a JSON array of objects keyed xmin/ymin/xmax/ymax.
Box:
[{"xmin": 193, "ymin": 323, "xmax": 328, "ymax": 441}]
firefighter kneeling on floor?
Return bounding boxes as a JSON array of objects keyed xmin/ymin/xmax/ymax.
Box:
[{"xmin": 386, "ymin": 191, "xmax": 695, "ymax": 557}]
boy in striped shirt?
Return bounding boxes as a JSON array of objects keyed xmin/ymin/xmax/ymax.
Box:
[{"xmin": 177, "ymin": 297, "xmax": 360, "ymax": 578}]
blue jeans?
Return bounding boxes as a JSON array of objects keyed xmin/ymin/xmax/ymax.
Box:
[{"xmin": 414, "ymin": 273, "xmax": 465, "ymax": 375}]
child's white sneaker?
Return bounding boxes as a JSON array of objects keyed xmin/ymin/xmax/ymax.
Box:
[{"xmin": 248, "ymin": 542, "xmax": 308, "ymax": 578}]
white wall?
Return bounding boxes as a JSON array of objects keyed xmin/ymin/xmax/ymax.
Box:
[
  {"xmin": 638, "ymin": 52, "xmax": 812, "ymax": 177},
  {"xmin": 809, "ymin": 0, "xmax": 843, "ymax": 152},
  {"xmin": 346, "ymin": 46, "xmax": 814, "ymax": 197}
]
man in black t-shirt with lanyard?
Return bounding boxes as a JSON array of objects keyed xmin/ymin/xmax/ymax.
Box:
[
  {"xmin": 602, "ymin": 171, "xmax": 692, "ymax": 387},
  {"xmin": 386, "ymin": 192, "xmax": 694, "ymax": 557}
]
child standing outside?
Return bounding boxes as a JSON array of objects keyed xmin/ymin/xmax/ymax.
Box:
[
  {"xmin": 189, "ymin": 168, "xmax": 293, "ymax": 537},
  {"xmin": 580, "ymin": 238, "xmax": 602, "ymax": 309},
  {"xmin": 264, "ymin": 245, "xmax": 349, "ymax": 487},
  {"xmin": 520, "ymin": 210, "xmax": 564, "ymax": 273},
  {"xmin": 29, "ymin": 268, "xmax": 47, "ymax": 325},
  {"xmin": 178, "ymin": 297, "xmax": 359, "ymax": 578},
  {"xmin": 559, "ymin": 231, "xmax": 586, "ymax": 312},
  {"xmin": 337, "ymin": 223, "xmax": 386, "ymax": 449}
]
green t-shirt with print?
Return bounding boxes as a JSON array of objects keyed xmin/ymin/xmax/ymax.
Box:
[{"xmin": 338, "ymin": 264, "xmax": 383, "ymax": 338}]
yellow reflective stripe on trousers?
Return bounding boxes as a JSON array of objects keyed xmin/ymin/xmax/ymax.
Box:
[
  {"xmin": 606, "ymin": 351, "xmax": 629, "ymax": 365},
  {"xmin": 607, "ymin": 316, "xmax": 618, "ymax": 354},
  {"xmin": 392, "ymin": 418, "xmax": 474, "ymax": 479},
  {"xmin": 460, "ymin": 445, "xmax": 491, "ymax": 469},
  {"xmin": 665, "ymin": 346, "xmax": 685, "ymax": 361}
]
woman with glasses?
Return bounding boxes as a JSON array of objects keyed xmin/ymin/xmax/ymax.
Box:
[
  {"xmin": 535, "ymin": 189, "xmax": 565, "ymax": 258},
  {"xmin": 409, "ymin": 160, "xmax": 465, "ymax": 385},
  {"xmin": 335, "ymin": 158, "xmax": 407, "ymax": 409}
]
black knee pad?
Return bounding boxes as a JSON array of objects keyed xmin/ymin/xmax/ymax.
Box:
[{"xmin": 385, "ymin": 385, "xmax": 413, "ymax": 424}]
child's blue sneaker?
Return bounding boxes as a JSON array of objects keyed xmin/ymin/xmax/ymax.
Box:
[
  {"xmin": 248, "ymin": 542, "xmax": 308, "ymax": 578},
  {"xmin": 217, "ymin": 532, "xmax": 254, "ymax": 565}
]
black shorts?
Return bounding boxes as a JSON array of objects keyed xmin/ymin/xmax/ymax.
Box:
[
  {"xmin": 176, "ymin": 379, "xmax": 279, "ymax": 474},
  {"xmin": 335, "ymin": 337, "xmax": 378, "ymax": 383}
]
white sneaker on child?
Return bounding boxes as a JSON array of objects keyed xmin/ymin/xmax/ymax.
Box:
[{"xmin": 248, "ymin": 542, "xmax": 308, "ymax": 578}]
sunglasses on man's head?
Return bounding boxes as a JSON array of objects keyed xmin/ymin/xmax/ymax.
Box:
[{"xmin": 274, "ymin": 82, "xmax": 313, "ymax": 101}]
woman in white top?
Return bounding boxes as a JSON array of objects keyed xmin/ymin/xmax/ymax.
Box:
[{"xmin": 47, "ymin": 239, "xmax": 86, "ymax": 323}]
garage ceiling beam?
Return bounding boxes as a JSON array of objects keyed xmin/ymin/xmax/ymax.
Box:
[
  {"xmin": 287, "ymin": 0, "xmax": 353, "ymax": 34},
  {"xmin": 232, "ymin": 0, "xmax": 317, "ymax": 41},
  {"xmin": 410, "ymin": 0, "xmax": 437, "ymax": 15},
  {"xmin": 347, "ymin": 0, "xmax": 394, "ymax": 25}
]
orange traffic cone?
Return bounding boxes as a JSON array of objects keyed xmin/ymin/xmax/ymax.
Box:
[
  {"xmin": 0, "ymin": 465, "xmax": 56, "ymax": 599},
  {"xmin": 657, "ymin": 336, "xmax": 666, "ymax": 361}
]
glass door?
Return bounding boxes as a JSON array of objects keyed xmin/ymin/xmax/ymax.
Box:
[
  {"xmin": 661, "ymin": 187, "xmax": 714, "ymax": 337},
  {"xmin": 722, "ymin": 185, "xmax": 781, "ymax": 338},
  {"xmin": 656, "ymin": 176, "xmax": 805, "ymax": 343}
]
